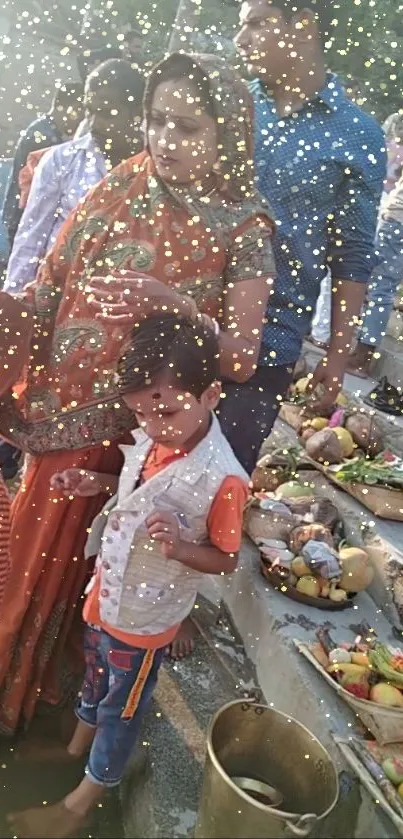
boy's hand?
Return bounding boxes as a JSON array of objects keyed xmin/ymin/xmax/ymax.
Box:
[
  {"xmin": 146, "ymin": 511, "xmax": 181, "ymax": 559},
  {"xmin": 50, "ymin": 469, "xmax": 102, "ymax": 497}
]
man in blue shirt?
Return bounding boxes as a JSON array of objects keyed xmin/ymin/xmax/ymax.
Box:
[
  {"xmin": 226, "ymin": 0, "xmax": 385, "ymax": 470},
  {"xmin": 2, "ymin": 83, "xmax": 84, "ymax": 248}
]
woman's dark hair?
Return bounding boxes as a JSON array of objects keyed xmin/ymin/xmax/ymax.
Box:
[
  {"xmin": 117, "ymin": 313, "xmax": 220, "ymax": 399},
  {"xmin": 144, "ymin": 54, "xmax": 216, "ymax": 120},
  {"xmin": 87, "ymin": 58, "xmax": 145, "ymax": 112}
]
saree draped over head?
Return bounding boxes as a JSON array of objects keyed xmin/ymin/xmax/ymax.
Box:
[{"xmin": 0, "ymin": 54, "xmax": 275, "ymax": 456}]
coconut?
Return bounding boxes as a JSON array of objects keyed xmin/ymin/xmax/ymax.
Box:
[
  {"xmin": 305, "ymin": 429, "xmax": 344, "ymax": 464},
  {"xmin": 345, "ymin": 414, "xmax": 383, "ymax": 456},
  {"xmin": 339, "ymin": 546, "xmax": 374, "ymax": 592}
]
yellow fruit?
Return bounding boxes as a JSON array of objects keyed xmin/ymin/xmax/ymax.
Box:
[
  {"xmin": 398, "ymin": 782, "xmax": 403, "ymax": 801},
  {"xmin": 291, "ymin": 557, "xmax": 311, "ymax": 577},
  {"xmin": 370, "ymin": 683, "xmax": 403, "ymax": 707},
  {"xmin": 339, "ymin": 547, "xmax": 374, "ymax": 593},
  {"xmin": 329, "ymin": 584, "xmax": 348, "ymax": 603},
  {"xmin": 351, "ymin": 652, "xmax": 370, "ymax": 667},
  {"xmin": 295, "ymin": 377, "xmax": 310, "ymax": 394},
  {"xmin": 336, "ymin": 392, "xmax": 348, "ymax": 407},
  {"xmin": 296, "ymin": 575, "xmax": 321, "ymax": 598},
  {"xmin": 327, "ymin": 662, "xmax": 369, "ymax": 676},
  {"xmin": 319, "ymin": 579, "xmax": 331, "ymax": 598},
  {"xmin": 332, "ymin": 427, "xmax": 355, "ymax": 457},
  {"xmin": 310, "ymin": 417, "xmax": 329, "ymax": 431}
]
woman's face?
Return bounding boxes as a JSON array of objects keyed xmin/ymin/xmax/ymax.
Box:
[{"xmin": 148, "ymin": 78, "xmax": 218, "ymax": 185}]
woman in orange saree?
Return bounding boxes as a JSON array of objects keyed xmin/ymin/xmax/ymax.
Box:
[{"xmin": 0, "ymin": 53, "xmax": 276, "ymax": 736}]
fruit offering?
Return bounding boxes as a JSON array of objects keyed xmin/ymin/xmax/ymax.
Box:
[
  {"xmin": 313, "ymin": 631, "xmax": 403, "ymax": 709},
  {"xmin": 382, "ymin": 757, "xmax": 403, "ymax": 800},
  {"xmin": 246, "ymin": 479, "xmax": 374, "ymax": 606},
  {"xmin": 289, "ymin": 378, "xmax": 384, "ymax": 461}
]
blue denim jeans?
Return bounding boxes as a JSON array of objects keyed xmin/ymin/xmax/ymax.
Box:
[
  {"xmin": 359, "ymin": 217, "xmax": 403, "ymax": 347},
  {"xmin": 77, "ymin": 626, "xmax": 164, "ymax": 787}
]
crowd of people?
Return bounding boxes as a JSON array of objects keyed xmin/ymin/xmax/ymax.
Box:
[{"xmin": 0, "ymin": 0, "xmax": 399, "ymax": 836}]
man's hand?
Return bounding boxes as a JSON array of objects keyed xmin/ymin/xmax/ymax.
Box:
[
  {"xmin": 307, "ymin": 354, "xmax": 345, "ymax": 412},
  {"xmin": 50, "ymin": 468, "xmax": 104, "ymax": 497},
  {"xmin": 146, "ymin": 511, "xmax": 182, "ymax": 559}
]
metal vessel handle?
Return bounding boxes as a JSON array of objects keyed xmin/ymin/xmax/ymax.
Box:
[
  {"xmin": 285, "ymin": 813, "xmax": 318, "ymax": 837},
  {"xmin": 240, "ymin": 686, "xmax": 263, "ymax": 704}
]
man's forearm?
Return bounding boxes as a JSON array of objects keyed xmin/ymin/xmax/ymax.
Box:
[{"xmin": 328, "ymin": 278, "xmax": 366, "ymax": 360}]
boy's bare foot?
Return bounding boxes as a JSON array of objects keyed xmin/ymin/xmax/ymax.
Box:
[
  {"xmin": 7, "ymin": 800, "xmax": 88, "ymax": 839},
  {"xmin": 168, "ymin": 617, "xmax": 196, "ymax": 659}
]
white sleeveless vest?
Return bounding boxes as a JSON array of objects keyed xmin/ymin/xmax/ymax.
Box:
[{"xmin": 85, "ymin": 414, "xmax": 248, "ymax": 636}]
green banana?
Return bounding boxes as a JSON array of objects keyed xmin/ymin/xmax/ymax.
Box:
[{"xmin": 369, "ymin": 644, "xmax": 403, "ymax": 687}]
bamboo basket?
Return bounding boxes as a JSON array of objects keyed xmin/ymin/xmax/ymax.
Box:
[{"xmin": 294, "ymin": 640, "xmax": 403, "ymax": 746}]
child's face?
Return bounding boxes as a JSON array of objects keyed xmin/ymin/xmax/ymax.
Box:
[{"xmin": 123, "ymin": 378, "xmax": 221, "ymax": 449}]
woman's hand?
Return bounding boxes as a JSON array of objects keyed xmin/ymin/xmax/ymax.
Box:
[
  {"xmin": 50, "ymin": 468, "xmax": 103, "ymax": 497},
  {"xmin": 50, "ymin": 469, "xmax": 118, "ymax": 497},
  {"xmin": 86, "ymin": 274, "xmax": 189, "ymax": 324}
]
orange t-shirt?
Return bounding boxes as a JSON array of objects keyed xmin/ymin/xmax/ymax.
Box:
[{"xmin": 83, "ymin": 442, "xmax": 248, "ymax": 649}]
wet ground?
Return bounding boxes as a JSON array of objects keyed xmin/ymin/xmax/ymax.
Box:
[{"xmin": 0, "ymin": 600, "xmax": 256, "ymax": 838}]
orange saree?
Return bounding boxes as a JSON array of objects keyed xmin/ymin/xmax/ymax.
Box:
[{"xmin": 0, "ymin": 57, "xmax": 275, "ymax": 735}]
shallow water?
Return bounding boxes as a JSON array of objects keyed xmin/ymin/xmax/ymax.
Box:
[{"xmin": 0, "ymin": 716, "xmax": 124, "ymax": 839}]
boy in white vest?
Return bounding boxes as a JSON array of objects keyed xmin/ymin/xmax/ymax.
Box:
[{"xmin": 9, "ymin": 314, "xmax": 248, "ymax": 839}]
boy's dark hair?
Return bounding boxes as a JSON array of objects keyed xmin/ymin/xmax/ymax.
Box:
[
  {"xmin": 274, "ymin": 0, "xmax": 335, "ymax": 43},
  {"xmin": 53, "ymin": 82, "xmax": 85, "ymax": 109},
  {"xmin": 87, "ymin": 58, "xmax": 145, "ymax": 111},
  {"xmin": 117, "ymin": 314, "xmax": 220, "ymax": 399}
]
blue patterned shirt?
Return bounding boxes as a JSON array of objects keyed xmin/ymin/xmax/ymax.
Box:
[{"xmin": 250, "ymin": 74, "xmax": 386, "ymax": 366}]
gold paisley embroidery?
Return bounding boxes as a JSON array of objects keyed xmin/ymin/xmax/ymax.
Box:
[
  {"xmin": 0, "ymin": 396, "xmax": 134, "ymax": 455},
  {"xmin": 35, "ymin": 282, "xmax": 63, "ymax": 316},
  {"xmin": 63, "ymin": 216, "xmax": 106, "ymax": 263},
  {"xmin": 51, "ymin": 319, "xmax": 107, "ymax": 364},
  {"xmin": 95, "ymin": 242, "xmax": 156, "ymax": 272},
  {"xmin": 104, "ymin": 171, "xmax": 136, "ymax": 194}
]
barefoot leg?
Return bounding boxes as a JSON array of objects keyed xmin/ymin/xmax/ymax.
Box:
[
  {"xmin": 67, "ymin": 718, "xmax": 96, "ymax": 758},
  {"xmin": 14, "ymin": 718, "xmax": 95, "ymax": 763},
  {"xmin": 168, "ymin": 616, "xmax": 197, "ymax": 659},
  {"xmin": 7, "ymin": 778, "xmax": 105, "ymax": 839}
]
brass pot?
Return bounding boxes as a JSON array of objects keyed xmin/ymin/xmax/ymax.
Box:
[{"xmin": 195, "ymin": 700, "xmax": 338, "ymax": 839}]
